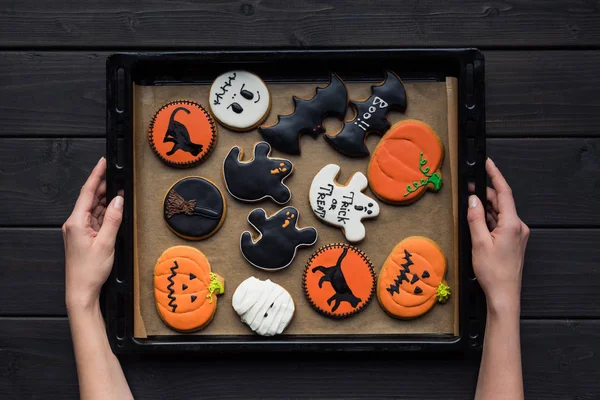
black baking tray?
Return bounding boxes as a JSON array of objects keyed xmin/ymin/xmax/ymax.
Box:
[{"xmin": 105, "ymin": 49, "xmax": 486, "ymax": 354}]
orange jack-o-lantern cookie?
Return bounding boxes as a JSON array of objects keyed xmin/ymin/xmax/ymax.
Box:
[
  {"xmin": 303, "ymin": 243, "xmax": 375, "ymax": 319},
  {"xmin": 154, "ymin": 246, "xmax": 224, "ymax": 332},
  {"xmin": 377, "ymin": 236, "xmax": 451, "ymax": 319},
  {"xmin": 368, "ymin": 119, "xmax": 444, "ymax": 204},
  {"xmin": 148, "ymin": 100, "xmax": 217, "ymax": 167}
]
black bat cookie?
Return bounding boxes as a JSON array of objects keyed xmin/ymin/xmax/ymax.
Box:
[
  {"xmin": 223, "ymin": 141, "xmax": 293, "ymax": 204},
  {"xmin": 259, "ymin": 73, "xmax": 348, "ymax": 155},
  {"xmin": 325, "ymin": 70, "xmax": 407, "ymax": 157},
  {"xmin": 240, "ymin": 207, "xmax": 318, "ymax": 271}
]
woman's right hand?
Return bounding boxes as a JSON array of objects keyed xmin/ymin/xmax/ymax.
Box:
[{"xmin": 467, "ymin": 158, "xmax": 530, "ymax": 315}]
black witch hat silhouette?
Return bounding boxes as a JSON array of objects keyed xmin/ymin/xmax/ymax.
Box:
[{"xmin": 163, "ymin": 107, "xmax": 203, "ymax": 156}]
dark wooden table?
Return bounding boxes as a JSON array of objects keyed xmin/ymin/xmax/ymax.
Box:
[{"xmin": 1, "ymin": 2, "xmax": 599, "ymax": 398}]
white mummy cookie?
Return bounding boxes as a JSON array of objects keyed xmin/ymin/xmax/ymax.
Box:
[
  {"xmin": 209, "ymin": 71, "xmax": 271, "ymax": 131},
  {"xmin": 309, "ymin": 164, "xmax": 380, "ymax": 242},
  {"xmin": 232, "ymin": 277, "xmax": 295, "ymax": 336}
]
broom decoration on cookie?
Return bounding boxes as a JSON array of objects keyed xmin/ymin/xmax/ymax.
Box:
[{"xmin": 165, "ymin": 190, "xmax": 221, "ymax": 219}]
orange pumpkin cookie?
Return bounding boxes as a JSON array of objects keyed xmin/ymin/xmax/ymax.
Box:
[
  {"xmin": 148, "ymin": 100, "xmax": 217, "ymax": 167},
  {"xmin": 368, "ymin": 119, "xmax": 444, "ymax": 204},
  {"xmin": 154, "ymin": 246, "xmax": 224, "ymax": 332},
  {"xmin": 377, "ymin": 236, "xmax": 451, "ymax": 319},
  {"xmin": 303, "ymin": 243, "xmax": 375, "ymax": 319}
]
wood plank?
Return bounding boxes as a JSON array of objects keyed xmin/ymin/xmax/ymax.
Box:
[
  {"xmin": 1, "ymin": 1, "xmax": 600, "ymax": 48},
  {"xmin": 0, "ymin": 139, "xmax": 104, "ymax": 226},
  {"xmin": 0, "ymin": 318, "xmax": 597, "ymax": 399},
  {"xmin": 1, "ymin": 138, "xmax": 598, "ymax": 226},
  {"xmin": 521, "ymin": 229, "xmax": 600, "ymax": 317},
  {"xmin": 1, "ymin": 228, "xmax": 598, "ymax": 318},
  {"xmin": 487, "ymin": 138, "xmax": 600, "ymax": 227},
  {"xmin": 2, "ymin": 51, "xmax": 600, "ymax": 138},
  {"xmin": 0, "ymin": 228, "xmax": 66, "ymax": 316},
  {"xmin": 485, "ymin": 51, "xmax": 600, "ymax": 137}
]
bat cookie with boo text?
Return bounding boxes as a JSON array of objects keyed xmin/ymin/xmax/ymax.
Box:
[
  {"xmin": 325, "ymin": 70, "xmax": 407, "ymax": 157},
  {"xmin": 259, "ymin": 73, "xmax": 348, "ymax": 155}
]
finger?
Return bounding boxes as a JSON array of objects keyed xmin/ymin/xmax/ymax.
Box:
[
  {"xmin": 486, "ymin": 158, "xmax": 517, "ymax": 217},
  {"xmin": 73, "ymin": 158, "xmax": 107, "ymax": 215},
  {"xmin": 486, "ymin": 212, "xmax": 498, "ymax": 231},
  {"xmin": 467, "ymin": 195, "xmax": 492, "ymax": 247},
  {"xmin": 94, "ymin": 180, "xmax": 107, "ymax": 206},
  {"xmin": 486, "ymin": 187, "xmax": 499, "ymax": 214},
  {"xmin": 96, "ymin": 196, "xmax": 124, "ymax": 249}
]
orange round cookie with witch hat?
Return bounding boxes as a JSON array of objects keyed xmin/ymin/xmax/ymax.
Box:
[
  {"xmin": 154, "ymin": 246, "xmax": 224, "ymax": 332},
  {"xmin": 149, "ymin": 100, "xmax": 217, "ymax": 167},
  {"xmin": 303, "ymin": 243, "xmax": 375, "ymax": 319},
  {"xmin": 377, "ymin": 236, "xmax": 451, "ymax": 319},
  {"xmin": 368, "ymin": 119, "xmax": 444, "ymax": 204}
]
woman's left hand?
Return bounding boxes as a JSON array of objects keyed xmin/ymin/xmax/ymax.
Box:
[{"xmin": 62, "ymin": 157, "xmax": 123, "ymax": 311}]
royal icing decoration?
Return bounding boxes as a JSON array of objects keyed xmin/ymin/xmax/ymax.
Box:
[
  {"xmin": 209, "ymin": 71, "xmax": 271, "ymax": 131},
  {"xmin": 232, "ymin": 277, "xmax": 295, "ymax": 336},
  {"xmin": 163, "ymin": 177, "xmax": 226, "ymax": 240},
  {"xmin": 325, "ymin": 70, "xmax": 407, "ymax": 157},
  {"xmin": 309, "ymin": 164, "xmax": 380, "ymax": 243},
  {"xmin": 368, "ymin": 119, "xmax": 444, "ymax": 204},
  {"xmin": 259, "ymin": 73, "xmax": 348, "ymax": 155},
  {"xmin": 377, "ymin": 236, "xmax": 450, "ymax": 319},
  {"xmin": 148, "ymin": 100, "xmax": 217, "ymax": 167},
  {"xmin": 303, "ymin": 243, "xmax": 375, "ymax": 319},
  {"xmin": 154, "ymin": 246, "xmax": 224, "ymax": 332},
  {"xmin": 240, "ymin": 207, "xmax": 318, "ymax": 271},
  {"xmin": 223, "ymin": 141, "xmax": 293, "ymax": 204}
]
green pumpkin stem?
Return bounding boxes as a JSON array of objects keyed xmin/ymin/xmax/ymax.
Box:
[
  {"xmin": 206, "ymin": 272, "xmax": 225, "ymax": 304},
  {"xmin": 436, "ymin": 282, "xmax": 451, "ymax": 303}
]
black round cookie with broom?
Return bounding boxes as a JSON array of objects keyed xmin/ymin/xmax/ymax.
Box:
[{"xmin": 163, "ymin": 177, "xmax": 226, "ymax": 240}]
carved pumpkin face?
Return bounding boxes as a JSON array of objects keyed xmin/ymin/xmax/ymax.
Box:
[
  {"xmin": 377, "ymin": 236, "xmax": 450, "ymax": 319},
  {"xmin": 154, "ymin": 246, "xmax": 224, "ymax": 332},
  {"xmin": 368, "ymin": 119, "xmax": 444, "ymax": 204}
]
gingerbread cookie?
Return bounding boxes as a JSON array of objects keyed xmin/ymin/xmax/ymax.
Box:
[
  {"xmin": 209, "ymin": 71, "xmax": 271, "ymax": 131},
  {"xmin": 368, "ymin": 120, "xmax": 444, "ymax": 204},
  {"xmin": 154, "ymin": 246, "xmax": 224, "ymax": 332},
  {"xmin": 232, "ymin": 277, "xmax": 295, "ymax": 336},
  {"xmin": 163, "ymin": 177, "xmax": 226, "ymax": 240},
  {"xmin": 325, "ymin": 70, "xmax": 407, "ymax": 157},
  {"xmin": 259, "ymin": 73, "xmax": 348, "ymax": 155},
  {"xmin": 148, "ymin": 100, "xmax": 217, "ymax": 167},
  {"xmin": 240, "ymin": 207, "xmax": 317, "ymax": 271},
  {"xmin": 309, "ymin": 164, "xmax": 379, "ymax": 243},
  {"xmin": 303, "ymin": 243, "xmax": 375, "ymax": 319},
  {"xmin": 223, "ymin": 141, "xmax": 293, "ymax": 204},
  {"xmin": 377, "ymin": 236, "xmax": 450, "ymax": 319}
]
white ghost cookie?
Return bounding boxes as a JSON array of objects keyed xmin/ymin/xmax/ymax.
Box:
[
  {"xmin": 232, "ymin": 277, "xmax": 295, "ymax": 336},
  {"xmin": 209, "ymin": 71, "xmax": 271, "ymax": 131},
  {"xmin": 309, "ymin": 164, "xmax": 380, "ymax": 242}
]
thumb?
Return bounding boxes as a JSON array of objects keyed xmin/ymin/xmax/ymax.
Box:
[
  {"xmin": 467, "ymin": 195, "xmax": 491, "ymax": 247},
  {"xmin": 97, "ymin": 196, "xmax": 124, "ymax": 248}
]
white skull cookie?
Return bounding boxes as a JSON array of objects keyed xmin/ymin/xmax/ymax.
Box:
[
  {"xmin": 209, "ymin": 71, "xmax": 271, "ymax": 131},
  {"xmin": 309, "ymin": 164, "xmax": 380, "ymax": 242}
]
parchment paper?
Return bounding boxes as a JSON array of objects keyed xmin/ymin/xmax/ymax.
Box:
[{"xmin": 133, "ymin": 77, "xmax": 459, "ymax": 337}]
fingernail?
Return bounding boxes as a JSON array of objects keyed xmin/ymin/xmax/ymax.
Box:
[
  {"xmin": 469, "ymin": 195, "xmax": 478, "ymax": 208},
  {"xmin": 114, "ymin": 196, "xmax": 124, "ymax": 210},
  {"xmin": 98, "ymin": 157, "xmax": 105, "ymax": 165},
  {"xmin": 487, "ymin": 157, "xmax": 495, "ymax": 166}
]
